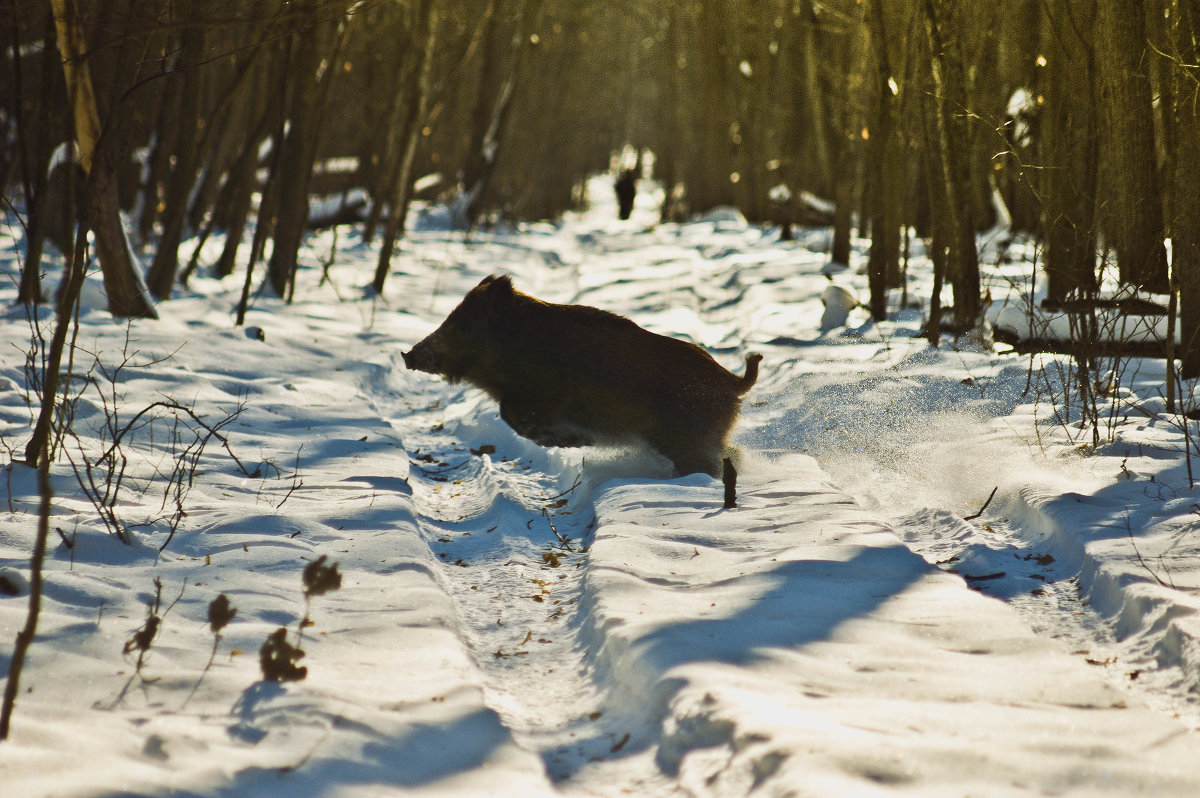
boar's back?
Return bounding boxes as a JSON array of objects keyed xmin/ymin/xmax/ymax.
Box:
[{"xmin": 488, "ymin": 298, "xmax": 743, "ymax": 420}]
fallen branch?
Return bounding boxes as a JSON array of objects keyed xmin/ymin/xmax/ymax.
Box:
[
  {"xmin": 1041, "ymin": 297, "xmax": 1167, "ymax": 315},
  {"xmin": 993, "ymin": 328, "xmax": 1175, "ymax": 360}
]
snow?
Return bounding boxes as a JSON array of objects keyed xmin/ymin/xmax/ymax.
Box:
[{"xmin": 3, "ymin": 176, "xmax": 1200, "ymax": 796}]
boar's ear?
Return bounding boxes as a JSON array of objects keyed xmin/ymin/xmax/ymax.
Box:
[
  {"xmin": 480, "ymin": 273, "xmax": 513, "ymax": 292},
  {"xmin": 482, "ymin": 274, "xmax": 515, "ymax": 303},
  {"xmin": 482, "ymin": 274, "xmax": 517, "ymax": 328},
  {"xmin": 475, "ymin": 274, "xmax": 513, "ymax": 304}
]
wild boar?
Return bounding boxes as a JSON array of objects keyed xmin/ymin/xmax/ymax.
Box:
[{"xmin": 402, "ymin": 274, "xmax": 762, "ymax": 476}]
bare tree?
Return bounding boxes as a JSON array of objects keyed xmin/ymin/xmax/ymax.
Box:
[
  {"xmin": 267, "ymin": 0, "xmax": 351, "ymax": 299},
  {"xmin": 146, "ymin": 15, "xmax": 207, "ymax": 300},
  {"xmin": 1171, "ymin": 0, "xmax": 1200, "ymax": 378},
  {"xmin": 1039, "ymin": 0, "xmax": 1099, "ymax": 305},
  {"xmin": 373, "ymin": 0, "xmax": 439, "ymax": 293},
  {"xmin": 52, "ymin": 0, "xmax": 157, "ymax": 318},
  {"xmin": 921, "ymin": 0, "xmax": 980, "ymax": 333},
  {"xmin": 463, "ymin": 0, "xmax": 546, "ymax": 227},
  {"xmin": 829, "ymin": 3, "xmax": 869, "ymax": 266},
  {"xmin": 1094, "ymin": 0, "xmax": 1168, "ymax": 293},
  {"xmin": 863, "ymin": 0, "xmax": 906, "ymax": 320}
]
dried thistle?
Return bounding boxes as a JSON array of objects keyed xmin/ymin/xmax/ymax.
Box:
[{"xmin": 260, "ymin": 627, "xmax": 307, "ymax": 682}]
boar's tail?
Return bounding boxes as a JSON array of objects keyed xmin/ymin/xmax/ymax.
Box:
[{"xmin": 736, "ymin": 353, "xmax": 763, "ymax": 394}]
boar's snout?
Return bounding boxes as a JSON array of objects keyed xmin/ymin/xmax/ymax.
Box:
[
  {"xmin": 402, "ymin": 347, "xmax": 431, "ymax": 373},
  {"xmin": 402, "ymin": 338, "xmax": 441, "ymax": 374}
]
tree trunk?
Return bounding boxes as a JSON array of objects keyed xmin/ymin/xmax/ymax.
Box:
[
  {"xmin": 692, "ymin": 0, "xmax": 737, "ymax": 212},
  {"xmin": 656, "ymin": 0, "xmax": 685, "ymax": 222},
  {"xmin": 364, "ymin": 29, "xmax": 420, "ymax": 244},
  {"xmin": 459, "ymin": 0, "xmax": 501, "ymax": 203},
  {"xmin": 51, "ymin": 0, "xmax": 156, "ymax": 319},
  {"xmin": 922, "ymin": 0, "xmax": 980, "ymax": 333},
  {"xmin": 1094, "ymin": 0, "xmax": 1168, "ymax": 293},
  {"xmin": 16, "ymin": 9, "xmax": 60, "ymax": 305},
  {"xmin": 918, "ymin": 60, "xmax": 948, "ymax": 344},
  {"xmin": 266, "ymin": 3, "xmax": 328, "ymax": 298},
  {"xmin": 864, "ymin": 0, "xmax": 902, "ymax": 320},
  {"xmin": 1039, "ymin": 0, "xmax": 1099, "ymax": 304},
  {"xmin": 796, "ymin": 9, "xmax": 832, "ymax": 198},
  {"xmin": 830, "ymin": 7, "xmax": 868, "ymax": 267},
  {"xmin": 1175, "ymin": 2, "xmax": 1200, "ymax": 378},
  {"xmin": 465, "ymin": 0, "xmax": 545, "ymax": 227},
  {"xmin": 18, "ymin": 164, "xmax": 51, "ymax": 305},
  {"xmin": 147, "ymin": 25, "xmax": 206, "ymax": 300},
  {"xmin": 215, "ymin": 101, "xmax": 273, "ymax": 278},
  {"xmin": 374, "ymin": 0, "xmax": 438, "ymax": 293}
]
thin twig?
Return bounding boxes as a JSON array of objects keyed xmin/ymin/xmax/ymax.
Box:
[
  {"xmin": 411, "ymin": 457, "xmax": 472, "ymax": 476},
  {"xmin": 275, "ymin": 446, "xmax": 304, "ymax": 510},
  {"xmin": 964, "ymin": 486, "xmax": 998, "ymax": 521},
  {"xmin": 542, "ymin": 508, "xmax": 575, "ymax": 551},
  {"xmin": 544, "ymin": 473, "xmax": 583, "ymax": 502},
  {"xmin": 1125, "ymin": 512, "xmax": 1175, "ymax": 590},
  {"xmin": 182, "ymin": 633, "xmax": 221, "ymax": 710},
  {"xmin": 104, "ymin": 400, "xmax": 254, "ymax": 477}
]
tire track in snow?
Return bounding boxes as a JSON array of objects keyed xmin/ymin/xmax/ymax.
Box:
[
  {"xmin": 896, "ymin": 507, "xmax": 1200, "ymax": 730},
  {"xmin": 749, "ymin": 355, "xmax": 1200, "ymax": 731},
  {"xmin": 384, "ymin": 375, "xmax": 674, "ymax": 790}
]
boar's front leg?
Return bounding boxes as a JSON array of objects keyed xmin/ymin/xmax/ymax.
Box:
[{"xmin": 499, "ymin": 394, "xmax": 594, "ymax": 448}]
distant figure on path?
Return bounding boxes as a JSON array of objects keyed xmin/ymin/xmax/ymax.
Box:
[{"xmin": 615, "ymin": 169, "xmax": 637, "ymax": 220}]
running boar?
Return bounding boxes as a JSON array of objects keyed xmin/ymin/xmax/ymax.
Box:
[{"xmin": 402, "ymin": 274, "xmax": 762, "ymax": 476}]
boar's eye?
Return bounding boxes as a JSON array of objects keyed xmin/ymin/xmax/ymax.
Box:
[{"xmin": 442, "ymin": 303, "xmax": 475, "ymax": 331}]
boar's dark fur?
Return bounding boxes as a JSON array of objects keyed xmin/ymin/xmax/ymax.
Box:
[{"xmin": 402, "ymin": 274, "xmax": 762, "ymax": 477}]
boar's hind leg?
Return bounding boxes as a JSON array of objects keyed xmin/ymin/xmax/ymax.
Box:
[
  {"xmin": 500, "ymin": 396, "xmax": 595, "ymax": 448},
  {"xmin": 648, "ymin": 428, "xmax": 723, "ymax": 477}
]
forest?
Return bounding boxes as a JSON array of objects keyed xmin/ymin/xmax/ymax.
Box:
[
  {"xmin": 9, "ymin": 3, "xmax": 1200, "ymax": 790},
  {"xmin": 4, "ymin": 1, "xmax": 1200, "ymax": 355}
]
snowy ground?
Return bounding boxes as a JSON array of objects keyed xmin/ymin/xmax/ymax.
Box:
[{"xmin": 3, "ymin": 179, "xmax": 1200, "ymax": 796}]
